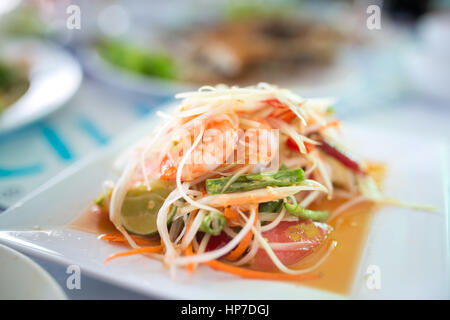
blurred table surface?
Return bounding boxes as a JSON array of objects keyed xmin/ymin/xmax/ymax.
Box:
[{"xmin": 0, "ymin": 72, "xmax": 449, "ymax": 298}]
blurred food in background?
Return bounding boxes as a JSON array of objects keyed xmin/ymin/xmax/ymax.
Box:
[
  {"xmin": 97, "ymin": 39, "xmax": 176, "ymax": 81},
  {"xmin": 171, "ymin": 14, "xmax": 344, "ymax": 84},
  {"xmin": 0, "ymin": 0, "xmax": 449, "ymax": 119},
  {"xmin": 0, "ymin": 57, "xmax": 29, "ymax": 113},
  {"xmin": 91, "ymin": 1, "xmax": 354, "ymax": 89}
]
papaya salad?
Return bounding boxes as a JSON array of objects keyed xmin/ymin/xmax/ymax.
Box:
[{"xmin": 93, "ymin": 83, "xmax": 403, "ymax": 281}]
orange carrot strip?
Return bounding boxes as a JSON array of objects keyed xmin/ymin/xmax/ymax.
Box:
[
  {"xmin": 185, "ymin": 244, "xmax": 195, "ymax": 274},
  {"xmin": 223, "ymin": 207, "xmax": 240, "ymax": 226},
  {"xmin": 100, "ymin": 233, "xmax": 159, "ymax": 246},
  {"xmin": 225, "ymin": 208, "xmax": 258, "ymax": 261},
  {"xmin": 263, "ymin": 98, "xmax": 288, "ymax": 109},
  {"xmin": 104, "ymin": 245, "xmax": 163, "ymax": 264},
  {"xmin": 280, "ymin": 111, "xmax": 296, "ymax": 123},
  {"xmin": 203, "ymin": 260, "xmax": 320, "ymax": 282}
]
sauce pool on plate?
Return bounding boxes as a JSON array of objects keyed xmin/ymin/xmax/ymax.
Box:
[{"xmin": 69, "ymin": 164, "xmax": 385, "ymax": 296}]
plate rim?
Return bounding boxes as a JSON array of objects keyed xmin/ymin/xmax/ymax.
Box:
[
  {"xmin": 0, "ymin": 243, "xmax": 67, "ymax": 300},
  {"xmin": 0, "ymin": 117, "xmax": 448, "ymax": 299},
  {"xmin": 0, "ymin": 38, "xmax": 83, "ymax": 135}
]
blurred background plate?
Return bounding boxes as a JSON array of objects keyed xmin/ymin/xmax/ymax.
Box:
[
  {"xmin": 0, "ymin": 39, "xmax": 82, "ymax": 135},
  {"xmin": 78, "ymin": 45, "xmax": 192, "ymax": 98},
  {"xmin": 0, "ymin": 243, "xmax": 66, "ymax": 299}
]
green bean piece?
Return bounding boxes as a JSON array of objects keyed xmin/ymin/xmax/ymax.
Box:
[{"xmin": 206, "ymin": 168, "xmax": 304, "ymax": 194}]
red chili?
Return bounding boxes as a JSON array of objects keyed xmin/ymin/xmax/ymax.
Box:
[
  {"xmin": 287, "ymin": 136, "xmax": 365, "ymax": 173},
  {"xmin": 319, "ymin": 140, "xmax": 365, "ymax": 174},
  {"xmin": 286, "ymin": 137, "xmax": 315, "ymax": 153}
]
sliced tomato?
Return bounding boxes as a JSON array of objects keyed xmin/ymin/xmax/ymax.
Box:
[
  {"xmin": 204, "ymin": 232, "xmax": 231, "ymax": 252},
  {"xmin": 252, "ymin": 221, "xmax": 331, "ymax": 271}
]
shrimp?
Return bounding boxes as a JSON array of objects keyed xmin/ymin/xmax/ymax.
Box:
[
  {"xmin": 158, "ymin": 114, "xmax": 240, "ymax": 182},
  {"xmin": 234, "ymin": 118, "xmax": 278, "ymax": 169}
]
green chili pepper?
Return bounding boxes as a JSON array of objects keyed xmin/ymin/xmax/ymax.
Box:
[
  {"xmin": 284, "ymin": 202, "xmax": 329, "ymax": 222},
  {"xmin": 199, "ymin": 212, "xmax": 226, "ymax": 235}
]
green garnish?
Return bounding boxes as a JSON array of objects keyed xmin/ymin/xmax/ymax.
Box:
[
  {"xmin": 283, "ymin": 196, "xmax": 329, "ymax": 222},
  {"xmin": 199, "ymin": 212, "xmax": 226, "ymax": 235},
  {"xmin": 98, "ymin": 40, "xmax": 176, "ymax": 80},
  {"xmin": 94, "ymin": 193, "xmax": 105, "ymax": 208},
  {"xmin": 325, "ymin": 106, "xmax": 335, "ymax": 115}
]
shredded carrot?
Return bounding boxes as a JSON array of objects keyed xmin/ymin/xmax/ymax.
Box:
[
  {"xmin": 280, "ymin": 110, "xmax": 296, "ymax": 122},
  {"xmin": 203, "ymin": 260, "xmax": 320, "ymax": 282},
  {"xmin": 223, "ymin": 207, "xmax": 240, "ymax": 226},
  {"xmin": 225, "ymin": 207, "xmax": 258, "ymax": 261},
  {"xmin": 100, "ymin": 233, "xmax": 160, "ymax": 246},
  {"xmin": 263, "ymin": 98, "xmax": 288, "ymax": 109},
  {"xmin": 183, "ymin": 211, "xmax": 198, "ymax": 273},
  {"xmin": 104, "ymin": 245, "xmax": 163, "ymax": 264},
  {"xmin": 185, "ymin": 244, "xmax": 195, "ymax": 274}
]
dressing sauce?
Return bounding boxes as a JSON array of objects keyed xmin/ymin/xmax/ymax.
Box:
[
  {"xmin": 290, "ymin": 162, "xmax": 385, "ymax": 295},
  {"xmin": 69, "ymin": 163, "xmax": 385, "ymax": 296},
  {"xmin": 291, "ymin": 199, "xmax": 376, "ymax": 295}
]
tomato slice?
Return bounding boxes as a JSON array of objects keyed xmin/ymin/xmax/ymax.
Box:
[
  {"xmin": 204, "ymin": 232, "xmax": 231, "ymax": 252},
  {"xmin": 252, "ymin": 221, "xmax": 331, "ymax": 271}
]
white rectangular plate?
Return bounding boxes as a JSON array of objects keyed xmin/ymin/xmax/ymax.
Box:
[{"xmin": 0, "ymin": 116, "xmax": 448, "ymax": 299}]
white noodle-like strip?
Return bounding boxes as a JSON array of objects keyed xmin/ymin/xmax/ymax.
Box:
[
  {"xmin": 299, "ymin": 191, "xmax": 321, "ymax": 208},
  {"xmin": 236, "ymin": 209, "xmax": 335, "ymax": 274},
  {"xmin": 231, "ymin": 221, "xmax": 262, "ymax": 266},
  {"xmin": 140, "ymin": 120, "xmax": 173, "ymax": 189},
  {"xmin": 170, "ymin": 206, "xmax": 256, "ymax": 266},
  {"xmin": 313, "ymin": 153, "xmax": 333, "ymax": 198},
  {"xmin": 196, "ymin": 181, "xmax": 328, "ymax": 208},
  {"xmin": 198, "ymin": 233, "xmax": 211, "ymax": 254},
  {"xmin": 223, "ymin": 226, "xmax": 238, "ymax": 238},
  {"xmin": 221, "ymin": 165, "xmax": 252, "ymax": 193},
  {"xmin": 174, "ymin": 215, "xmax": 188, "ymax": 245},
  {"xmin": 156, "ymin": 188, "xmax": 183, "ymax": 263},
  {"xmin": 261, "ymin": 207, "xmax": 286, "ymax": 232},
  {"xmin": 181, "ymin": 210, "xmax": 206, "ymax": 249},
  {"xmin": 329, "ymin": 196, "xmax": 368, "ymax": 221},
  {"xmin": 175, "ymin": 126, "xmax": 222, "ymax": 214},
  {"xmin": 252, "ymin": 225, "xmax": 337, "ymax": 275},
  {"xmin": 109, "ymin": 155, "xmax": 140, "ymax": 249},
  {"xmin": 269, "ymin": 242, "xmax": 322, "ymax": 251}
]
